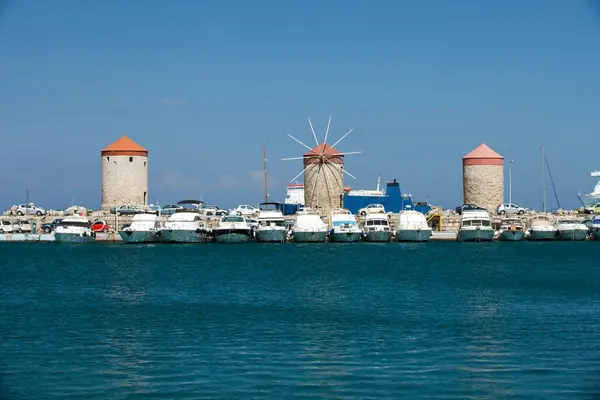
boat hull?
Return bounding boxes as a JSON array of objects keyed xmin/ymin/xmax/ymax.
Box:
[
  {"xmin": 119, "ymin": 230, "xmax": 160, "ymax": 243},
  {"xmin": 528, "ymin": 229, "xmax": 556, "ymax": 241},
  {"xmin": 54, "ymin": 232, "xmax": 96, "ymax": 244},
  {"xmin": 556, "ymin": 229, "xmax": 588, "ymax": 241},
  {"xmin": 161, "ymin": 229, "xmax": 208, "ymax": 243},
  {"xmin": 396, "ymin": 228, "xmax": 432, "ymax": 242},
  {"xmin": 293, "ymin": 230, "xmax": 327, "ymax": 243},
  {"xmin": 329, "ymin": 231, "xmax": 362, "ymax": 243},
  {"xmin": 364, "ymin": 230, "xmax": 392, "ymax": 242},
  {"xmin": 591, "ymin": 228, "xmax": 600, "ymax": 240},
  {"xmin": 214, "ymin": 229, "xmax": 251, "ymax": 243},
  {"xmin": 256, "ymin": 228, "xmax": 287, "ymax": 243},
  {"xmin": 499, "ymin": 230, "xmax": 525, "ymax": 241},
  {"xmin": 457, "ymin": 228, "xmax": 494, "ymax": 242}
]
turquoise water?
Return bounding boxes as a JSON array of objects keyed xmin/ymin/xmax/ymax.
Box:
[{"xmin": 2, "ymin": 242, "xmax": 600, "ymax": 399}]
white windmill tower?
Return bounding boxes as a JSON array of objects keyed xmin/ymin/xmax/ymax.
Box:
[{"xmin": 282, "ymin": 117, "xmax": 362, "ymax": 215}]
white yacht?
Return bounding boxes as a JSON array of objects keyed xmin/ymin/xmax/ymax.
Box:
[
  {"xmin": 160, "ymin": 209, "xmax": 208, "ymax": 243},
  {"xmin": 526, "ymin": 215, "xmax": 556, "ymax": 241},
  {"xmin": 457, "ymin": 210, "xmax": 494, "ymax": 242},
  {"xmin": 555, "ymin": 217, "xmax": 588, "ymax": 241},
  {"xmin": 497, "ymin": 217, "xmax": 525, "ymax": 241},
  {"xmin": 363, "ymin": 213, "xmax": 392, "ymax": 242},
  {"xmin": 213, "ymin": 214, "xmax": 252, "ymax": 243},
  {"xmin": 54, "ymin": 215, "xmax": 96, "ymax": 243},
  {"xmin": 119, "ymin": 212, "xmax": 162, "ymax": 243},
  {"xmin": 255, "ymin": 202, "xmax": 287, "ymax": 243},
  {"xmin": 292, "ymin": 207, "xmax": 327, "ymax": 242},
  {"xmin": 396, "ymin": 210, "xmax": 432, "ymax": 242},
  {"xmin": 328, "ymin": 208, "xmax": 363, "ymax": 243}
]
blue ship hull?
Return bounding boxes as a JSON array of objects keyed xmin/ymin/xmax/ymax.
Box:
[{"xmin": 343, "ymin": 179, "xmax": 431, "ymax": 215}]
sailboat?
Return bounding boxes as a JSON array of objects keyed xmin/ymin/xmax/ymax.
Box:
[{"xmin": 527, "ymin": 146, "xmax": 559, "ymax": 241}]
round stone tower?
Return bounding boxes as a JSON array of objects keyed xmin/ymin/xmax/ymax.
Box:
[
  {"xmin": 303, "ymin": 143, "xmax": 344, "ymax": 215},
  {"xmin": 462, "ymin": 143, "xmax": 504, "ymax": 212},
  {"xmin": 101, "ymin": 133, "xmax": 148, "ymax": 210}
]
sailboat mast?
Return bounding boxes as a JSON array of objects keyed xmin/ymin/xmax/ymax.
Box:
[
  {"xmin": 542, "ymin": 146, "xmax": 547, "ymax": 213},
  {"xmin": 263, "ymin": 141, "xmax": 268, "ymax": 204}
]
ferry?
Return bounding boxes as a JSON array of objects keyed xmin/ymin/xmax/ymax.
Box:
[{"xmin": 578, "ymin": 171, "xmax": 600, "ymax": 208}]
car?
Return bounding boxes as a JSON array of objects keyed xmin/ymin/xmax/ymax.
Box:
[
  {"xmin": 455, "ymin": 204, "xmax": 486, "ymax": 215},
  {"xmin": 0, "ymin": 220, "xmax": 13, "ymax": 234},
  {"xmin": 12, "ymin": 220, "xmax": 32, "ymax": 233},
  {"xmin": 41, "ymin": 218, "xmax": 63, "ymax": 233},
  {"xmin": 231, "ymin": 205, "xmax": 259, "ymax": 216},
  {"xmin": 496, "ymin": 203, "xmax": 528, "ymax": 215},
  {"xmin": 91, "ymin": 220, "xmax": 109, "ymax": 233},
  {"xmin": 199, "ymin": 205, "xmax": 227, "ymax": 217},
  {"xmin": 110, "ymin": 205, "xmax": 143, "ymax": 216},
  {"xmin": 160, "ymin": 204, "xmax": 183, "ymax": 215},
  {"xmin": 358, "ymin": 204, "xmax": 386, "ymax": 216},
  {"xmin": 584, "ymin": 202, "xmax": 600, "ymax": 215},
  {"xmin": 16, "ymin": 203, "xmax": 46, "ymax": 216}
]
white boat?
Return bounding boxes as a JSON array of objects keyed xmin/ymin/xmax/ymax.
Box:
[
  {"xmin": 292, "ymin": 207, "xmax": 327, "ymax": 242},
  {"xmin": 578, "ymin": 170, "xmax": 600, "ymax": 208},
  {"xmin": 54, "ymin": 215, "xmax": 96, "ymax": 243},
  {"xmin": 590, "ymin": 216, "xmax": 600, "ymax": 240},
  {"xmin": 214, "ymin": 214, "xmax": 252, "ymax": 243},
  {"xmin": 363, "ymin": 213, "xmax": 392, "ymax": 242},
  {"xmin": 526, "ymin": 215, "xmax": 556, "ymax": 241},
  {"xmin": 396, "ymin": 210, "xmax": 432, "ymax": 242},
  {"xmin": 328, "ymin": 208, "xmax": 363, "ymax": 242},
  {"xmin": 160, "ymin": 209, "xmax": 209, "ymax": 243},
  {"xmin": 555, "ymin": 217, "xmax": 588, "ymax": 241},
  {"xmin": 497, "ymin": 217, "xmax": 525, "ymax": 241},
  {"xmin": 119, "ymin": 212, "xmax": 162, "ymax": 243},
  {"xmin": 255, "ymin": 202, "xmax": 287, "ymax": 243},
  {"xmin": 457, "ymin": 210, "xmax": 494, "ymax": 242}
]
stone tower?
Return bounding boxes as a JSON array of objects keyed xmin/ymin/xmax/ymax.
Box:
[
  {"xmin": 101, "ymin": 133, "xmax": 148, "ymax": 210},
  {"xmin": 462, "ymin": 143, "xmax": 504, "ymax": 212},
  {"xmin": 304, "ymin": 143, "xmax": 344, "ymax": 215}
]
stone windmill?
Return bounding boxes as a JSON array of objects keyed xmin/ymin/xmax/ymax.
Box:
[{"xmin": 282, "ymin": 117, "xmax": 361, "ymax": 215}]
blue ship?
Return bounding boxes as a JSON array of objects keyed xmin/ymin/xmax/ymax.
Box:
[{"xmin": 343, "ymin": 178, "xmax": 431, "ymax": 215}]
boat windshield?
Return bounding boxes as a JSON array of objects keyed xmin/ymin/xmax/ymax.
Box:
[
  {"xmin": 332, "ymin": 220, "xmax": 357, "ymax": 227},
  {"xmin": 366, "ymin": 220, "xmax": 389, "ymax": 226},
  {"xmin": 259, "ymin": 220, "xmax": 285, "ymax": 227},
  {"xmin": 222, "ymin": 216, "xmax": 244, "ymax": 223},
  {"xmin": 62, "ymin": 221, "xmax": 91, "ymax": 228},
  {"xmin": 462, "ymin": 220, "xmax": 491, "ymax": 227}
]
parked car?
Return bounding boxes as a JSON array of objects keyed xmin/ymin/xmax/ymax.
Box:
[
  {"xmin": 42, "ymin": 218, "xmax": 63, "ymax": 233},
  {"xmin": 358, "ymin": 204, "xmax": 386, "ymax": 216},
  {"xmin": 12, "ymin": 220, "xmax": 32, "ymax": 233},
  {"xmin": 455, "ymin": 204, "xmax": 486, "ymax": 215},
  {"xmin": 16, "ymin": 203, "xmax": 46, "ymax": 216},
  {"xmin": 0, "ymin": 220, "xmax": 13, "ymax": 234},
  {"xmin": 231, "ymin": 205, "xmax": 259, "ymax": 216},
  {"xmin": 584, "ymin": 202, "xmax": 600, "ymax": 215},
  {"xmin": 159, "ymin": 204, "xmax": 183, "ymax": 215},
  {"xmin": 110, "ymin": 205, "xmax": 143, "ymax": 216},
  {"xmin": 201, "ymin": 205, "xmax": 228, "ymax": 216},
  {"xmin": 91, "ymin": 220, "xmax": 109, "ymax": 233},
  {"xmin": 496, "ymin": 203, "xmax": 528, "ymax": 215}
]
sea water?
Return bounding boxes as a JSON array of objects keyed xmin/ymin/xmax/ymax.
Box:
[{"xmin": 2, "ymin": 242, "xmax": 600, "ymax": 399}]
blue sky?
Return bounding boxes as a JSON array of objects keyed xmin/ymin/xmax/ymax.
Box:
[{"xmin": 1, "ymin": 0, "xmax": 599, "ymax": 210}]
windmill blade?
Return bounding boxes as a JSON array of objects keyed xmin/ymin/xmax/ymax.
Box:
[
  {"xmin": 281, "ymin": 155, "xmax": 317, "ymax": 161},
  {"xmin": 341, "ymin": 168, "xmax": 358, "ymax": 180},
  {"xmin": 287, "ymin": 133, "xmax": 313, "ymax": 152},
  {"xmin": 331, "ymin": 128, "xmax": 354, "ymax": 149},
  {"xmin": 307, "ymin": 117, "xmax": 320, "ymax": 147},
  {"xmin": 323, "ymin": 115, "xmax": 332, "ymax": 144},
  {"xmin": 334, "ymin": 151, "xmax": 362, "ymax": 156},
  {"xmin": 289, "ymin": 163, "xmax": 312, "ymax": 183}
]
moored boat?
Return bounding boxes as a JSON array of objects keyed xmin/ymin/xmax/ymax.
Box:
[
  {"xmin": 457, "ymin": 210, "xmax": 494, "ymax": 242},
  {"xmin": 555, "ymin": 217, "xmax": 588, "ymax": 241},
  {"xmin": 160, "ymin": 205, "xmax": 209, "ymax": 243},
  {"xmin": 498, "ymin": 217, "xmax": 525, "ymax": 242},
  {"xmin": 255, "ymin": 202, "xmax": 287, "ymax": 243},
  {"xmin": 590, "ymin": 216, "xmax": 600, "ymax": 240},
  {"xmin": 54, "ymin": 215, "xmax": 96, "ymax": 243},
  {"xmin": 328, "ymin": 208, "xmax": 362, "ymax": 242},
  {"xmin": 396, "ymin": 210, "xmax": 431, "ymax": 242},
  {"xmin": 526, "ymin": 215, "xmax": 556, "ymax": 241},
  {"xmin": 363, "ymin": 213, "xmax": 392, "ymax": 242},
  {"xmin": 119, "ymin": 212, "xmax": 162, "ymax": 243},
  {"xmin": 214, "ymin": 214, "xmax": 252, "ymax": 243},
  {"xmin": 292, "ymin": 207, "xmax": 327, "ymax": 242}
]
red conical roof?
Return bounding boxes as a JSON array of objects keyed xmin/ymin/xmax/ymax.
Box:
[
  {"xmin": 102, "ymin": 133, "xmax": 148, "ymax": 156},
  {"xmin": 303, "ymin": 143, "xmax": 342, "ymax": 157},
  {"xmin": 463, "ymin": 143, "xmax": 503, "ymax": 165}
]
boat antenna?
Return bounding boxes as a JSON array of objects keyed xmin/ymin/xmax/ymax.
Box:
[
  {"xmin": 543, "ymin": 147, "xmax": 561, "ymax": 209},
  {"xmin": 541, "ymin": 146, "xmax": 547, "ymax": 213},
  {"xmin": 263, "ymin": 140, "xmax": 268, "ymax": 204}
]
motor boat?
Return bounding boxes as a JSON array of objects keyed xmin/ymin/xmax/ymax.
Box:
[
  {"xmin": 119, "ymin": 212, "xmax": 162, "ymax": 243},
  {"xmin": 213, "ymin": 214, "xmax": 253, "ymax": 243},
  {"xmin": 396, "ymin": 210, "xmax": 432, "ymax": 242},
  {"xmin": 555, "ymin": 217, "xmax": 588, "ymax": 241},
  {"xmin": 457, "ymin": 210, "xmax": 494, "ymax": 242},
  {"xmin": 526, "ymin": 215, "xmax": 556, "ymax": 241},
  {"xmin": 328, "ymin": 208, "xmax": 362, "ymax": 242},
  {"xmin": 497, "ymin": 217, "xmax": 525, "ymax": 241},
  {"xmin": 54, "ymin": 215, "xmax": 96, "ymax": 243},
  {"xmin": 292, "ymin": 207, "xmax": 327, "ymax": 243},
  {"xmin": 363, "ymin": 213, "xmax": 392, "ymax": 242},
  {"xmin": 160, "ymin": 207, "xmax": 209, "ymax": 243},
  {"xmin": 255, "ymin": 202, "xmax": 287, "ymax": 243},
  {"xmin": 590, "ymin": 216, "xmax": 600, "ymax": 240}
]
